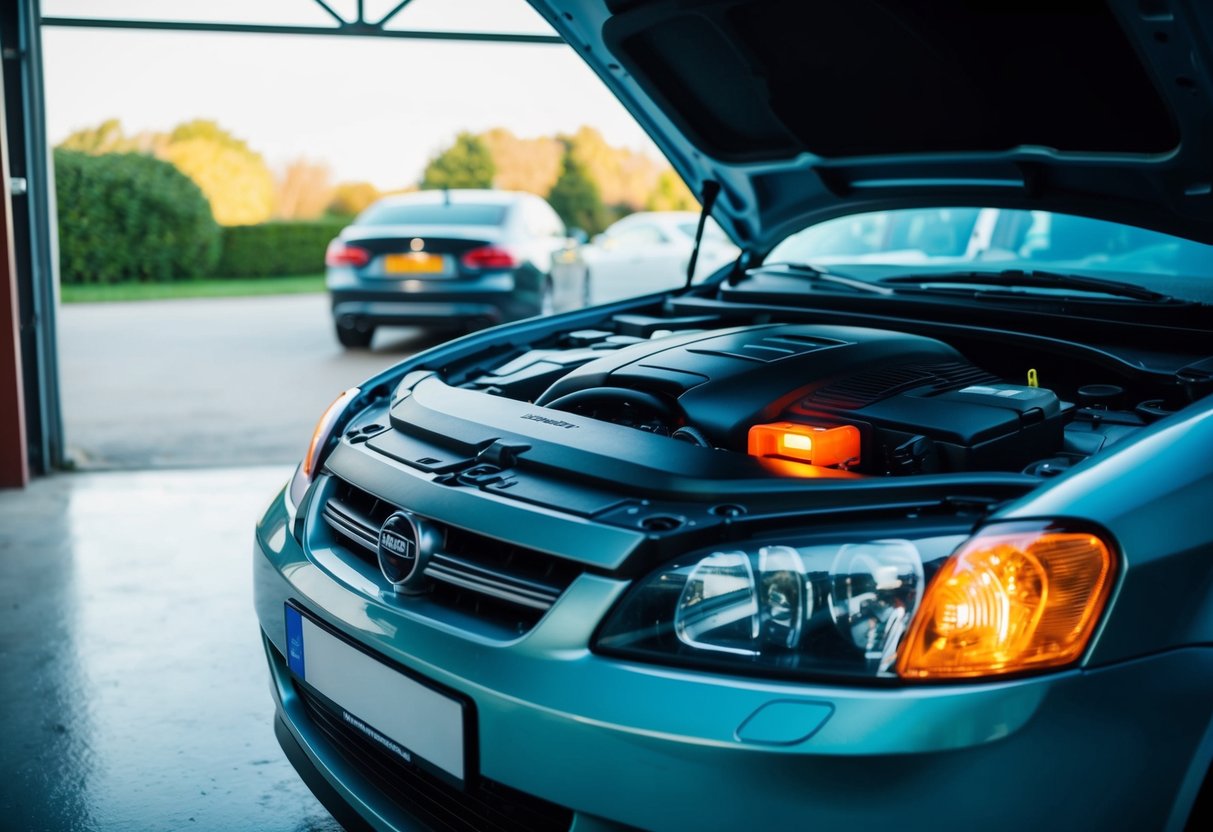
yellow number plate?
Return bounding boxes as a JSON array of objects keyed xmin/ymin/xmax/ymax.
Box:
[{"xmin": 384, "ymin": 253, "xmax": 444, "ymax": 274}]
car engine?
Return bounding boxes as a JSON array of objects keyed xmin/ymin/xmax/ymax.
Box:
[
  {"xmin": 443, "ymin": 314, "xmax": 1181, "ymax": 481},
  {"xmin": 531, "ymin": 323, "xmax": 1065, "ymax": 475}
]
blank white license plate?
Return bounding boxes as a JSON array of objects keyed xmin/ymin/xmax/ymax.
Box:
[{"xmin": 285, "ymin": 604, "xmax": 467, "ymax": 783}]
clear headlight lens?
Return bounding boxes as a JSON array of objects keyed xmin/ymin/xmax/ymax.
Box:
[
  {"xmin": 758, "ymin": 545, "xmax": 809, "ymax": 650},
  {"xmin": 598, "ymin": 532, "xmax": 964, "ymax": 680},
  {"xmin": 675, "ymin": 551, "xmax": 761, "ymax": 655},
  {"xmin": 597, "ymin": 522, "xmax": 1117, "ymax": 682},
  {"xmin": 829, "ymin": 540, "xmax": 923, "ymax": 672}
]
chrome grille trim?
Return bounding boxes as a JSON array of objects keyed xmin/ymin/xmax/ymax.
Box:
[
  {"xmin": 321, "ymin": 489, "xmax": 567, "ymax": 614},
  {"xmin": 322, "ymin": 500, "xmax": 379, "ymax": 551},
  {"xmin": 426, "ymin": 553, "xmax": 560, "ymax": 609}
]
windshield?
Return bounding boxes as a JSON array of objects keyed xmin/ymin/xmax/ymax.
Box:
[{"xmin": 767, "ymin": 208, "xmax": 1213, "ymax": 301}]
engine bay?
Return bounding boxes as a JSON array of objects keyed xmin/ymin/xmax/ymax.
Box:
[
  {"xmin": 435, "ymin": 306, "xmax": 1207, "ymax": 483},
  {"xmin": 530, "ymin": 324, "xmax": 1066, "ymax": 476}
]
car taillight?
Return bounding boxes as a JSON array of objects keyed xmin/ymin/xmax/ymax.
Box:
[
  {"xmin": 325, "ymin": 240, "xmax": 371, "ymax": 267},
  {"xmin": 460, "ymin": 245, "xmax": 518, "ymax": 270}
]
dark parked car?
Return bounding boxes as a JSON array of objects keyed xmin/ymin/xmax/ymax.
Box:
[
  {"xmin": 258, "ymin": 2, "xmax": 1213, "ymax": 831},
  {"xmin": 325, "ymin": 189, "xmax": 573, "ymax": 347}
]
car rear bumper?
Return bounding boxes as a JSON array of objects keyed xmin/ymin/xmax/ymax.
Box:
[
  {"xmin": 328, "ymin": 271, "xmax": 533, "ymax": 328},
  {"xmin": 255, "ymin": 486, "xmax": 1213, "ymax": 832},
  {"xmin": 332, "ymin": 299, "xmax": 505, "ymax": 328}
]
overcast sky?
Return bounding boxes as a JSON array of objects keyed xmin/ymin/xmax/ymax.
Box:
[{"xmin": 42, "ymin": 0, "xmax": 657, "ymax": 189}]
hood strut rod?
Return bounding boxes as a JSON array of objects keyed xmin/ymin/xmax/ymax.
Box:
[{"xmin": 685, "ymin": 180, "xmax": 721, "ymax": 289}]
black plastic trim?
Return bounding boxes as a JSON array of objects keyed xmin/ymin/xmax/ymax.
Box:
[{"xmin": 274, "ymin": 716, "xmax": 375, "ymax": 832}]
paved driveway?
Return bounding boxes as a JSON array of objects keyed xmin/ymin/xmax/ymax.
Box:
[{"xmin": 59, "ymin": 294, "xmax": 447, "ymax": 469}]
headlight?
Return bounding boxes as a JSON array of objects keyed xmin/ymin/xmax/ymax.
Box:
[
  {"xmin": 596, "ymin": 521, "xmax": 1116, "ymax": 682},
  {"xmin": 286, "ymin": 387, "xmax": 361, "ymax": 514},
  {"xmin": 829, "ymin": 539, "xmax": 923, "ymax": 672}
]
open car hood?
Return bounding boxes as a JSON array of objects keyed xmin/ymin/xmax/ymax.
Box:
[{"xmin": 531, "ymin": 0, "xmax": 1213, "ymax": 252}]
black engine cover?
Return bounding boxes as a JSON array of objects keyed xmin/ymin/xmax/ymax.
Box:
[{"xmin": 536, "ymin": 324, "xmax": 1064, "ymax": 473}]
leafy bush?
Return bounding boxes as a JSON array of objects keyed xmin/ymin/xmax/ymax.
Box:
[
  {"xmin": 55, "ymin": 148, "xmax": 221, "ymax": 284},
  {"xmin": 215, "ymin": 219, "xmax": 348, "ymax": 278}
]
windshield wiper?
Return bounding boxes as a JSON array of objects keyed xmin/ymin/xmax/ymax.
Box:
[
  {"xmin": 880, "ymin": 269, "xmax": 1180, "ymax": 303},
  {"xmin": 748, "ymin": 262, "xmax": 894, "ymax": 295}
]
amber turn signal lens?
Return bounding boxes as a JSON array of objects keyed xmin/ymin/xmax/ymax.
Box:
[
  {"xmin": 303, "ymin": 387, "xmax": 361, "ymax": 479},
  {"xmin": 748, "ymin": 422, "xmax": 860, "ymax": 468},
  {"xmin": 897, "ymin": 525, "xmax": 1116, "ymax": 679}
]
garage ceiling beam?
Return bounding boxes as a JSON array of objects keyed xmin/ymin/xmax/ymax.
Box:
[{"xmin": 40, "ymin": 17, "xmax": 564, "ymax": 46}]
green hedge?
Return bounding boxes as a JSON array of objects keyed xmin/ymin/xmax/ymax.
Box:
[
  {"xmin": 215, "ymin": 219, "xmax": 348, "ymax": 278},
  {"xmin": 55, "ymin": 148, "xmax": 221, "ymax": 284}
]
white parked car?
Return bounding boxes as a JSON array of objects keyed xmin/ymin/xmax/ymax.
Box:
[{"xmin": 560, "ymin": 211, "xmax": 740, "ymax": 305}]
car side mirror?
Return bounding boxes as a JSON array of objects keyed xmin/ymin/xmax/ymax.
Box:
[{"xmin": 567, "ymin": 227, "xmax": 589, "ymax": 245}]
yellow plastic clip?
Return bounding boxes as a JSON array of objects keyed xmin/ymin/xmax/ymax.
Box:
[{"xmin": 1027, "ymin": 368, "xmax": 1039, "ymax": 388}]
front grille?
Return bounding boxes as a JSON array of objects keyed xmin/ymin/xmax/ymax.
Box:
[
  {"xmin": 808, "ymin": 361, "xmax": 997, "ymax": 409},
  {"xmin": 296, "ymin": 681, "xmax": 573, "ymax": 832},
  {"xmin": 320, "ymin": 478, "xmax": 582, "ymax": 633}
]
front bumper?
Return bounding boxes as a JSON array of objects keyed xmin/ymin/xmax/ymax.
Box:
[{"xmin": 255, "ymin": 485, "xmax": 1213, "ymax": 832}]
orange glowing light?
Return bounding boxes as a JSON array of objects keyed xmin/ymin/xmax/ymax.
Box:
[
  {"xmin": 748, "ymin": 422, "xmax": 860, "ymax": 468},
  {"xmin": 897, "ymin": 526, "xmax": 1116, "ymax": 679}
]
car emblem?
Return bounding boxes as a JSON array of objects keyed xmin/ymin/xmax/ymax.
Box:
[
  {"xmin": 409, "ymin": 238, "xmax": 424, "ymax": 252},
  {"xmin": 377, "ymin": 511, "xmax": 437, "ymax": 594}
]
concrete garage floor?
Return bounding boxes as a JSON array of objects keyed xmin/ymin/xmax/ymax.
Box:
[{"xmin": 0, "ymin": 467, "xmax": 341, "ymax": 832}]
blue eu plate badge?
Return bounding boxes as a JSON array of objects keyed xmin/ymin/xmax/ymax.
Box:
[{"xmin": 285, "ymin": 605, "xmax": 306, "ymax": 677}]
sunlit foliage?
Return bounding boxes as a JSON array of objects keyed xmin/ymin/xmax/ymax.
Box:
[{"xmin": 420, "ymin": 132, "xmax": 496, "ymax": 190}]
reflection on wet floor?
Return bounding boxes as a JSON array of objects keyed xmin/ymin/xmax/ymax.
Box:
[{"xmin": 0, "ymin": 468, "xmax": 342, "ymax": 832}]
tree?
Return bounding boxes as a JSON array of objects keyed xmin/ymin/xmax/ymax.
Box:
[
  {"xmin": 420, "ymin": 132, "xmax": 495, "ymax": 190},
  {"xmin": 160, "ymin": 120, "xmax": 275, "ymax": 225},
  {"xmin": 565, "ymin": 125, "xmax": 663, "ymax": 212},
  {"xmin": 57, "ymin": 118, "xmax": 162, "ymax": 156},
  {"xmin": 59, "ymin": 119, "xmax": 136, "ymax": 155},
  {"xmin": 646, "ymin": 169, "xmax": 698, "ymax": 211},
  {"xmin": 274, "ymin": 158, "xmax": 335, "ymax": 220},
  {"xmin": 328, "ymin": 181, "xmax": 382, "ymax": 218},
  {"xmin": 547, "ymin": 149, "xmax": 610, "ymax": 235},
  {"xmin": 480, "ymin": 127, "xmax": 563, "ymax": 195}
]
